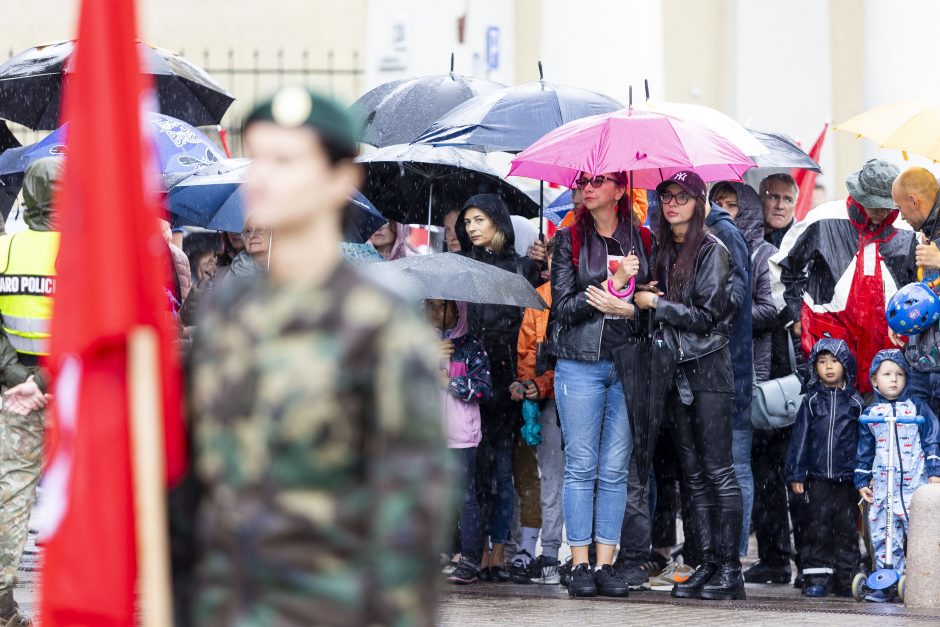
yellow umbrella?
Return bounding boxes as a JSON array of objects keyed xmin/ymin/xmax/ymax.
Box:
[{"xmin": 835, "ymin": 99, "xmax": 940, "ymax": 162}]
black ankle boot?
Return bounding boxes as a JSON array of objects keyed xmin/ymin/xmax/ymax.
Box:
[
  {"xmin": 671, "ymin": 559, "xmax": 718, "ymax": 598},
  {"xmin": 700, "ymin": 559, "xmax": 746, "ymax": 600},
  {"xmin": 700, "ymin": 511, "xmax": 746, "ymax": 601}
]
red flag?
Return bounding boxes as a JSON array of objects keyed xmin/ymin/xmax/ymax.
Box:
[
  {"xmin": 792, "ymin": 123, "xmax": 828, "ymax": 221},
  {"xmin": 40, "ymin": 0, "xmax": 186, "ymax": 624}
]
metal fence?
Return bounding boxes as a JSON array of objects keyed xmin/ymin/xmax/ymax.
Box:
[{"xmin": 4, "ymin": 47, "xmax": 365, "ymax": 156}]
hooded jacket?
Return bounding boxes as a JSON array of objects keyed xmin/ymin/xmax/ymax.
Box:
[
  {"xmin": 517, "ymin": 281, "xmax": 554, "ymax": 398},
  {"xmin": 456, "ymin": 194, "xmax": 541, "ymax": 405},
  {"xmin": 21, "ymin": 156, "xmax": 62, "ymax": 232},
  {"xmin": 705, "ymin": 202, "xmax": 752, "ymax": 430},
  {"xmin": 786, "ymin": 338, "xmax": 864, "ymax": 483},
  {"xmin": 719, "ymin": 182, "xmax": 779, "ymax": 381},
  {"xmin": 855, "ymin": 349, "xmax": 940, "ymax": 488},
  {"xmin": 441, "ymin": 301, "xmax": 493, "ymax": 448}
]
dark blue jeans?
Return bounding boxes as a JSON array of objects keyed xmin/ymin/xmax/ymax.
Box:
[
  {"xmin": 476, "ymin": 433, "xmax": 514, "ymax": 545},
  {"xmin": 452, "ymin": 447, "xmax": 483, "ymax": 562}
]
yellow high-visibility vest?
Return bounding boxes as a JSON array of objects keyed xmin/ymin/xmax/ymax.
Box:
[{"xmin": 0, "ymin": 230, "xmax": 59, "ymax": 356}]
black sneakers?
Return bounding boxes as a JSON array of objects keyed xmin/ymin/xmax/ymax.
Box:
[
  {"xmin": 613, "ymin": 557, "xmax": 651, "ymax": 590},
  {"xmin": 743, "ymin": 561, "xmax": 791, "ymax": 584},
  {"xmin": 509, "ymin": 550, "xmax": 535, "ymax": 584},
  {"xmin": 594, "ymin": 564, "xmax": 630, "ymax": 597},
  {"xmin": 528, "ymin": 555, "xmax": 562, "ymax": 584},
  {"xmin": 446, "ymin": 558, "xmax": 480, "ymax": 585},
  {"xmin": 568, "ymin": 563, "xmax": 597, "ymax": 597}
]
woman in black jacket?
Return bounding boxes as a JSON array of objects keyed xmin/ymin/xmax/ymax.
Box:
[
  {"xmin": 550, "ymin": 171, "xmax": 654, "ymax": 597},
  {"xmin": 634, "ymin": 171, "xmax": 744, "ymax": 601},
  {"xmin": 455, "ymin": 194, "xmax": 541, "ymax": 581}
]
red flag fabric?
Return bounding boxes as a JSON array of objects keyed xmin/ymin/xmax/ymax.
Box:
[
  {"xmin": 792, "ymin": 123, "xmax": 828, "ymax": 221},
  {"xmin": 40, "ymin": 0, "xmax": 186, "ymax": 624}
]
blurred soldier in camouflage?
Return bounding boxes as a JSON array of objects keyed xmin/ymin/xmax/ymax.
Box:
[
  {"xmin": 177, "ymin": 86, "xmax": 453, "ymax": 626},
  {"xmin": 0, "ymin": 158, "xmax": 61, "ymax": 627}
]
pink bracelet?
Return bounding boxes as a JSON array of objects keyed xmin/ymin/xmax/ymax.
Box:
[{"xmin": 607, "ymin": 277, "xmax": 635, "ymax": 299}]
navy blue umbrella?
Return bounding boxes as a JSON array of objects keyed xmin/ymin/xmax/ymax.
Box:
[
  {"xmin": 166, "ymin": 158, "xmax": 384, "ymax": 241},
  {"xmin": 350, "ymin": 54, "xmax": 504, "ymax": 147},
  {"xmin": 0, "ymin": 111, "xmax": 224, "ymax": 177},
  {"xmin": 0, "ymin": 40, "xmax": 234, "ymax": 130},
  {"xmin": 545, "ymin": 189, "xmax": 574, "ymax": 225}
]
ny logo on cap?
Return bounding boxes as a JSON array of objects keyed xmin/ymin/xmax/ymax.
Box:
[{"xmin": 673, "ymin": 172, "xmax": 688, "ymax": 182}]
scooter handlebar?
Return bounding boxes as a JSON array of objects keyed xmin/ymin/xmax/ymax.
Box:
[{"xmin": 860, "ymin": 415, "xmax": 924, "ymax": 425}]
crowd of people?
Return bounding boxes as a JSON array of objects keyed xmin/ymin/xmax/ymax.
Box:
[{"xmin": 0, "ymin": 83, "xmax": 939, "ymax": 626}]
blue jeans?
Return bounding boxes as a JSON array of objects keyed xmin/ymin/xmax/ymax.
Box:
[
  {"xmin": 554, "ymin": 358, "xmax": 632, "ymax": 547},
  {"xmin": 732, "ymin": 428, "xmax": 754, "ymax": 556},
  {"xmin": 477, "ymin": 433, "xmax": 514, "ymax": 545},
  {"xmin": 452, "ymin": 447, "xmax": 483, "ymax": 562}
]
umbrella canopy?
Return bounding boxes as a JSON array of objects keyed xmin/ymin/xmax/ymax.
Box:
[
  {"xmin": 0, "ymin": 122, "xmax": 22, "ymax": 218},
  {"xmin": 165, "ymin": 158, "xmax": 384, "ymax": 241},
  {"xmin": 0, "ymin": 40, "xmax": 234, "ymax": 129},
  {"xmin": 350, "ymin": 56, "xmax": 504, "ymax": 147},
  {"xmin": 412, "ymin": 77, "xmax": 622, "ymax": 153},
  {"xmin": 357, "ymin": 143, "xmax": 538, "ymax": 225},
  {"xmin": 834, "ymin": 99, "xmax": 940, "ymax": 161},
  {"xmin": 644, "ymin": 100, "xmax": 768, "ymax": 157},
  {"xmin": 0, "ymin": 111, "xmax": 224, "ymax": 177},
  {"xmin": 509, "ymin": 107, "xmax": 756, "ymax": 188},
  {"xmin": 545, "ymin": 188, "xmax": 574, "ymax": 225},
  {"xmin": 748, "ymin": 129, "xmax": 822, "ymax": 171},
  {"xmin": 366, "ymin": 252, "xmax": 547, "ymax": 309}
]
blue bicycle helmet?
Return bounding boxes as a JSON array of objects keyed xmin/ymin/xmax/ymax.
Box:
[{"xmin": 886, "ymin": 281, "xmax": 940, "ymax": 335}]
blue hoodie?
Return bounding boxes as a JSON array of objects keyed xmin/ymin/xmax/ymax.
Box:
[
  {"xmin": 786, "ymin": 338, "xmax": 864, "ymax": 483},
  {"xmin": 705, "ymin": 203, "xmax": 752, "ymax": 430},
  {"xmin": 854, "ymin": 349, "xmax": 940, "ymax": 489}
]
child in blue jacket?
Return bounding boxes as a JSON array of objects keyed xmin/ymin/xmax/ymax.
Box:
[
  {"xmin": 855, "ymin": 349, "xmax": 940, "ymax": 598},
  {"xmin": 786, "ymin": 338, "xmax": 864, "ymax": 597}
]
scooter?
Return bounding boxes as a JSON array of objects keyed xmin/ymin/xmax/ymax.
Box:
[{"xmin": 851, "ymin": 412, "xmax": 924, "ymax": 603}]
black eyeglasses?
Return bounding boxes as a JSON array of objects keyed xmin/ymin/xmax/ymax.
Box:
[
  {"xmin": 575, "ymin": 175, "xmax": 620, "ymax": 190},
  {"xmin": 660, "ymin": 192, "xmax": 691, "ymax": 206}
]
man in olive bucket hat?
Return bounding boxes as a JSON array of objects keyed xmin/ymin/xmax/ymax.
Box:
[
  {"xmin": 172, "ymin": 86, "xmax": 454, "ymax": 626},
  {"xmin": 770, "ymin": 159, "xmax": 918, "ymax": 395}
]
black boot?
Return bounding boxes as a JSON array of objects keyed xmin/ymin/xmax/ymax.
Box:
[
  {"xmin": 701, "ymin": 512, "xmax": 746, "ymax": 601},
  {"xmin": 671, "ymin": 508, "xmax": 718, "ymax": 599}
]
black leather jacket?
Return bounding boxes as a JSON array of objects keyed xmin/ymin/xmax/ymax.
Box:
[
  {"xmin": 550, "ymin": 219, "xmax": 653, "ymax": 361},
  {"xmin": 654, "ymin": 234, "xmax": 735, "ymax": 362}
]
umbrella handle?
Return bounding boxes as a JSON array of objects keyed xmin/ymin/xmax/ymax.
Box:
[{"xmin": 608, "ymin": 277, "xmax": 635, "ymax": 299}]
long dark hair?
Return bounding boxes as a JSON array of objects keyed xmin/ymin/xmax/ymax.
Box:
[{"xmin": 654, "ymin": 196, "xmax": 708, "ymax": 299}]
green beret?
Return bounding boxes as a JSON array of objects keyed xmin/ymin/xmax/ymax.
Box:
[{"xmin": 244, "ymin": 86, "xmax": 359, "ymax": 159}]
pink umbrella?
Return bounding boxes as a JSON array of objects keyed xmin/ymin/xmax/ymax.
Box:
[{"xmin": 508, "ymin": 107, "xmax": 755, "ymax": 188}]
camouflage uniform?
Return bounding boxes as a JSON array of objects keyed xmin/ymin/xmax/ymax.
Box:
[
  {"xmin": 180, "ymin": 262, "xmax": 454, "ymax": 626},
  {"xmin": 0, "ymin": 160, "xmax": 55, "ymax": 613}
]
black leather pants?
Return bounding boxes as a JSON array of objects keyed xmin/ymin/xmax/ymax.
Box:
[{"xmin": 668, "ymin": 390, "xmax": 743, "ymax": 563}]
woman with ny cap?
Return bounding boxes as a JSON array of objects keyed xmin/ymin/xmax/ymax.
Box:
[{"xmin": 633, "ymin": 170, "xmax": 744, "ymax": 601}]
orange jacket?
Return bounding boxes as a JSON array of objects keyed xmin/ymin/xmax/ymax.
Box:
[{"xmin": 517, "ymin": 281, "xmax": 554, "ymax": 399}]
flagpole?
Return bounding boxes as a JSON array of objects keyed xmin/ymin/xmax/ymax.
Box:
[{"xmin": 129, "ymin": 325, "xmax": 173, "ymax": 627}]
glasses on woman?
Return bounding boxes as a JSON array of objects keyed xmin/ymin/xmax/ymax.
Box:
[
  {"xmin": 660, "ymin": 191, "xmax": 691, "ymax": 206},
  {"xmin": 575, "ymin": 175, "xmax": 620, "ymax": 190},
  {"xmin": 242, "ymin": 227, "xmax": 269, "ymax": 237}
]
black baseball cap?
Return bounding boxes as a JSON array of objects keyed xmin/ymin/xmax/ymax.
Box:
[{"xmin": 656, "ymin": 170, "xmax": 707, "ymax": 200}]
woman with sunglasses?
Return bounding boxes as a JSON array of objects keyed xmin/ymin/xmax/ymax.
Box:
[
  {"xmin": 633, "ymin": 170, "xmax": 744, "ymax": 601},
  {"xmin": 551, "ymin": 171, "xmax": 653, "ymax": 597}
]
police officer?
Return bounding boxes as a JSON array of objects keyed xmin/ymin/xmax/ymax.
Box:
[{"xmin": 0, "ymin": 157, "xmax": 60, "ymax": 626}]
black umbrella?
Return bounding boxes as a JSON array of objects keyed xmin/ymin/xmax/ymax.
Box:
[
  {"xmin": 0, "ymin": 40, "xmax": 234, "ymax": 130},
  {"xmin": 366, "ymin": 252, "xmax": 547, "ymax": 310},
  {"xmin": 412, "ymin": 62, "xmax": 621, "ymax": 238},
  {"xmin": 356, "ymin": 143, "xmax": 538, "ymax": 225},
  {"xmin": 0, "ymin": 122, "xmax": 21, "ymax": 219},
  {"xmin": 350, "ymin": 54, "xmax": 504, "ymax": 148},
  {"xmin": 749, "ymin": 129, "xmax": 822, "ymax": 171},
  {"xmin": 612, "ymin": 317, "xmax": 676, "ymax": 484}
]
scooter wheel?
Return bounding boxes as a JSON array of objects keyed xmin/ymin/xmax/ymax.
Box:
[
  {"xmin": 898, "ymin": 575, "xmax": 906, "ymax": 603},
  {"xmin": 851, "ymin": 572, "xmax": 866, "ymax": 602}
]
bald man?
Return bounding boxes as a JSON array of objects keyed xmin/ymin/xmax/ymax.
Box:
[
  {"xmin": 892, "ymin": 167, "xmax": 940, "ymax": 270},
  {"xmin": 890, "ymin": 167, "xmax": 940, "ymax": 416}
]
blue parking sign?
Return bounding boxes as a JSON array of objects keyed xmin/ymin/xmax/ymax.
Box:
[{"xmin": 486, "ymin": 26, "xmax": 500, "ymax": 70}]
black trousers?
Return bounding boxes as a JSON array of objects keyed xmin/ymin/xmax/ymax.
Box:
[
  {"xmin": 752, "ymin": 427, "xmax": 807, "ymax": 567},
  {"xmin": 801, "ymin": 479, "xmax": 860, "ymax": 587},
  {"xmin": 652, "ymin": 428, "xmax": 681, "ymax": 549},
  {"xmin": 668, "ymin": 390, "xmax": 743, "ymax": 562}
]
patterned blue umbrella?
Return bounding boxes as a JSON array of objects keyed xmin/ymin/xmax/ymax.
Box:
[{"xmin": 0, "ymin": 111, "xmax": 224, "ymax": 177}]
